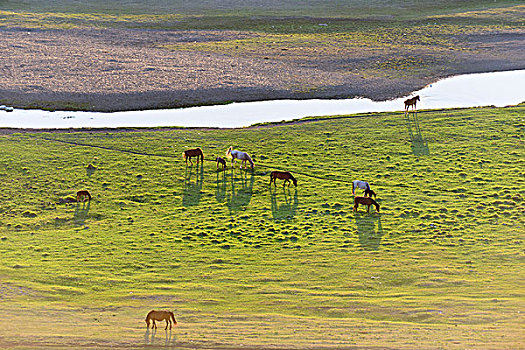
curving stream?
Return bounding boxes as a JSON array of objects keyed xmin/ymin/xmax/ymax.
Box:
[{"xmin": 1, "ymin": 70, "xmax": 524, "ymax": 129}]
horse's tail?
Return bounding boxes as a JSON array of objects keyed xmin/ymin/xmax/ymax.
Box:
[
  {"xmin": 182, "ymin": 152, "xmax": 187, "ymax": 160},
  {"xmin": 170, "ymin": 312, "xmax": 177, "ymax": 326},
  {"xmin": 87, "ymin": 192, "xmax": 92, "ymax": 200},
  {"xmin": 226, "ymin": 146, "xmax": 232, "ymax": 158}
]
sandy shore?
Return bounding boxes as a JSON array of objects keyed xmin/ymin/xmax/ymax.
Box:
[{"xmin": 1, "ymin": 27, "xmax": 523, "ymax": 112}]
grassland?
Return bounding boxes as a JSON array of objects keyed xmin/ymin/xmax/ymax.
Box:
[{"xmin": 0, "ymin": 105, "xmax": 523, "ymax": 348}]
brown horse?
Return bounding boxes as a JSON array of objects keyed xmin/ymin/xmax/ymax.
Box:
[
  {"xmin": 404, "ymin": 95, "xmax": 420, "ymax": 114},
  {"xmin": 353, "ymin": 196, "xmax": 380, "ymax": 213},
  {"xmin": 183, "ymin": 148, "xmax": 204, "ymax": 166},
  {"xmin": 216, "ymin": 157, "xmax": 227, "ymax": 170},
  {"xmin": 76, "ymin": 190, "xmax": 91, "ymax": 202},
  {"xmin": 364, "ymin": 188, "xmax": 376, "ymax": 199},
  {"xmin": 145, "ymin": 310, "xmax": 177, "ymax": 330},
  {"xmin": 270, "ymin": 171, "xmax": 297, "ymax": 187}
]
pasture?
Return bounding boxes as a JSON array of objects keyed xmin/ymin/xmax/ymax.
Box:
[{"xmin": 0, "ymin": 105, "xmax": 523, "ymax": 349}]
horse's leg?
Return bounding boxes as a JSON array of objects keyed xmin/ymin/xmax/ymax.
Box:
[
  {"xmin": 165, "ymin": 319, "xmax": 169, "ymax": 330},
  {"xmin": 367, "ymin": 205, "xmax": 370, "ymax": 213},
  {"xmin": 353, "ymin": 203, "xmax": 358, "ymax": 212},
  {"xmin": 152, "ymin": 320, "xmax": 157, "ymax": 329}
]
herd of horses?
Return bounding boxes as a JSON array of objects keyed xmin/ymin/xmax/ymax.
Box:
[
  {"xmin": 181, "ymin": 146, "xmax": 381, "ymax": 213},
  {"xmin": 86, "ymin": 99, "xmax": 423, "ymax": 328}
]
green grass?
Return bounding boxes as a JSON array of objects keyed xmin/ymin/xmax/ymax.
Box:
[{"xmin": 0, "ymin": 106, "xmax": 523, "ymax": 348}]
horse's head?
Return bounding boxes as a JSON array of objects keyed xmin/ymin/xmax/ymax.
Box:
[
  {"xmin": 374, "ymin": 201, "xmax": 380, "ymax": 212},
  {"xmin": 292, "ymin": 177, "xmax": 298, "ymax": 187},
  {"xmin": 415, "ymin": 95, "xmax": 420, "ymax": 101}
]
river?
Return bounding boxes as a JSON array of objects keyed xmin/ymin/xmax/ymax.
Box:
[{"xmin": 1, "ymin": 69, "xmax": 524, "ymax": 129}]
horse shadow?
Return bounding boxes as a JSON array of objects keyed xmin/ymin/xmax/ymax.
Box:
[
  {"xmin": 215, "ymin": 170, "xmax": 227, "ymax": 203},
  {"xmin": 182, "ymin": 163, "xmax": 204, "ymax": 207},
  {"xmin": 226, "ymin": 169, "xmax": 254, "ymax": 214},
  {"xmin": 270, "ymin": 187, "xmax": 299, "ymax": 220},
  {"xmin": 73, "ymin": 201, "xmax": 90, "ymax": 226},
  {"xmin": 144, "ymin": 328, "xmax": 176, "ymax": 347},
  {"xmin": 86, "ymin": 164, "xmax": 96, "ymax": 177},
  {"xmin": 354, "ymin": 212, "xmax": 383, "ymax": 250},
  {"xmin": 405, "ymin": 111, "xmax": 429, "ymax": 156}
]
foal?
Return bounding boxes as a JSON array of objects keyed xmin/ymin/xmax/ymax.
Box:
[
  {"xmin": 353, "ymin": 196, "xmax": 380, "ymax": 213},
  {"xmin": 269, "ymin": 171, "xmax": 297, "ymax": 187},
  {"xmin": 216, "ymin": 157, "xmax": 227, "ymax": 170},
  {"xmin": 364, "ymin": 188, "xmax": 377, "ymax": 199}
]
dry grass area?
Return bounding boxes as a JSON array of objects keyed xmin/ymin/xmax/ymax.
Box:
[{"xmin": 0, "ymin": 4, "xmax": 523, "ymax": 111}]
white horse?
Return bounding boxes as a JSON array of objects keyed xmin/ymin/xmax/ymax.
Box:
[
  {"xmin": 226, "ymin": 146, "xmax": 254, "ymax": 169},
  {"xmin": 352, "ymin": 180, "xmax": 371, "ymax": 195}
]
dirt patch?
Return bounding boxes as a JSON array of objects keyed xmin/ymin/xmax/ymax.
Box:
[{"xmin": 0, "ymin": 26, "xmax": 523, "ymax": 112}]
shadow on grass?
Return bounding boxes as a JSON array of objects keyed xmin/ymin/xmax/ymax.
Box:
[
  {"xmin": 270, "ymin": 187, "xmax": 299, "ymax": 221},
  {"xmin": 144, "ymin": 328, "xmax": 176, "ymax": 347},
  {"xmin": 354, "ymin": 212, "xmax": 383, "ymax": 250},
  {"xmin": 215, "ymin": 169, "xmax": 227, "ymax": 203},
  {"xmin": 182, "ymin": 163, "xmax": 204, "ymax": 207},
  {"xmin": 405, "ymin": 111, "xmax": 429, "ymax": 156},
  {"xmin": 226, "ymin": 168, "xmax": 254, "ymax": 214},
  {"xmin": 74, "ymin": 201, "xmax": 90, "ymax": 226}
]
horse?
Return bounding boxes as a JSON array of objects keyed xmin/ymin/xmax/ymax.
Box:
[
  {"xmin": 404, "ymin": 95, "xmax": 420, "ymax": 114},
  {"xmin": 364, "ymin": 188, "xmax": 377, "ymax": 199},
  {"xmin": 183, "ymin": 148, "xmax": 204, "ymax": 166},
  {"xmin": 352, "ymin": 180, "xmax": 371, "ymax": 195},
  {"xmin": 226, "ymin": 146, "xmax": 254, "ymax": 169},
  {"xmin": 76, "ymin": 190, "xmax": 91, "ymax": 202},
  {"xmin": 353, "ymin": 196, "xmax": 380, "ymax": 213},
  {"xmin": 216, "ymin": 157, "xmax": 227, "ymax": 170},
  {"xmin": 269, "ymin": 171, "xmax": 297, "ymax": 187},
  {"xmin": 145, "ymin": 310, "xmax": 177, "ymax": 330}
]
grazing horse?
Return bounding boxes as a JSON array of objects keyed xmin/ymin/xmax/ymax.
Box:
[
  {"xmin": 216, "ymin": 157, "xmax": 227, "ymax": 170},
  {"xmin": 352, "ymin": 180, "xmax": 372, "ymax": 195},
  {"xmin": 145, "ymin": 310, "xmax": 177, "ymax": 330},
  {"xmin": 183, "ymin": 148, "xmax": 204, "ymax": 166},
  {"xmin": 404, "ymin": 95, "xmax": 420, "ymax": 114},
  {"xmin": 226, "ymin": 146, "xmax": 254, "ymax": 169},
  {"xmin": 364, "ymin": 188, "xmax": 377, "ymax": 199},
  {"xmin": 76, "ymin": 190, "xmax": 91, "ymax": 202},
  {"xmin": 270, "ymin": 171, "xmax": 297, "ymax": 187},
  {"xmin": 353, "ymin": 196, "xmax": 380, "ymax": 213}
]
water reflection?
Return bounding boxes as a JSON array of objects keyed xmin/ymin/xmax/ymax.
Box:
[
  {"xmin": 182, "ymin": 163, "xmax": 203, "ymax": 207},
  {"xmin": 144, "ymin": 328, "xmax": 176, "ymax": 347},
  {"xmin": 271, "ymin": 187, "xmax": 299, "ymax": 220},
  {"xmin": 354, "ymin": 213, "xmax": 383, "ymax": 250},
  {"xmin": 74, "ymin": 201, "xmax": 90, "ymax": 226},
  {"xmin": 405, "ymin": 111, "xmax": 429, "ymax": 156},
  {"xmin": 226, "ymin": 169, "xmax": 254, "ymax": 214}
]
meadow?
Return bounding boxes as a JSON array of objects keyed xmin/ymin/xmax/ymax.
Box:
[{"xmin": 0, "ymin": 105, "xmax": 523, "ymax": 348}]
